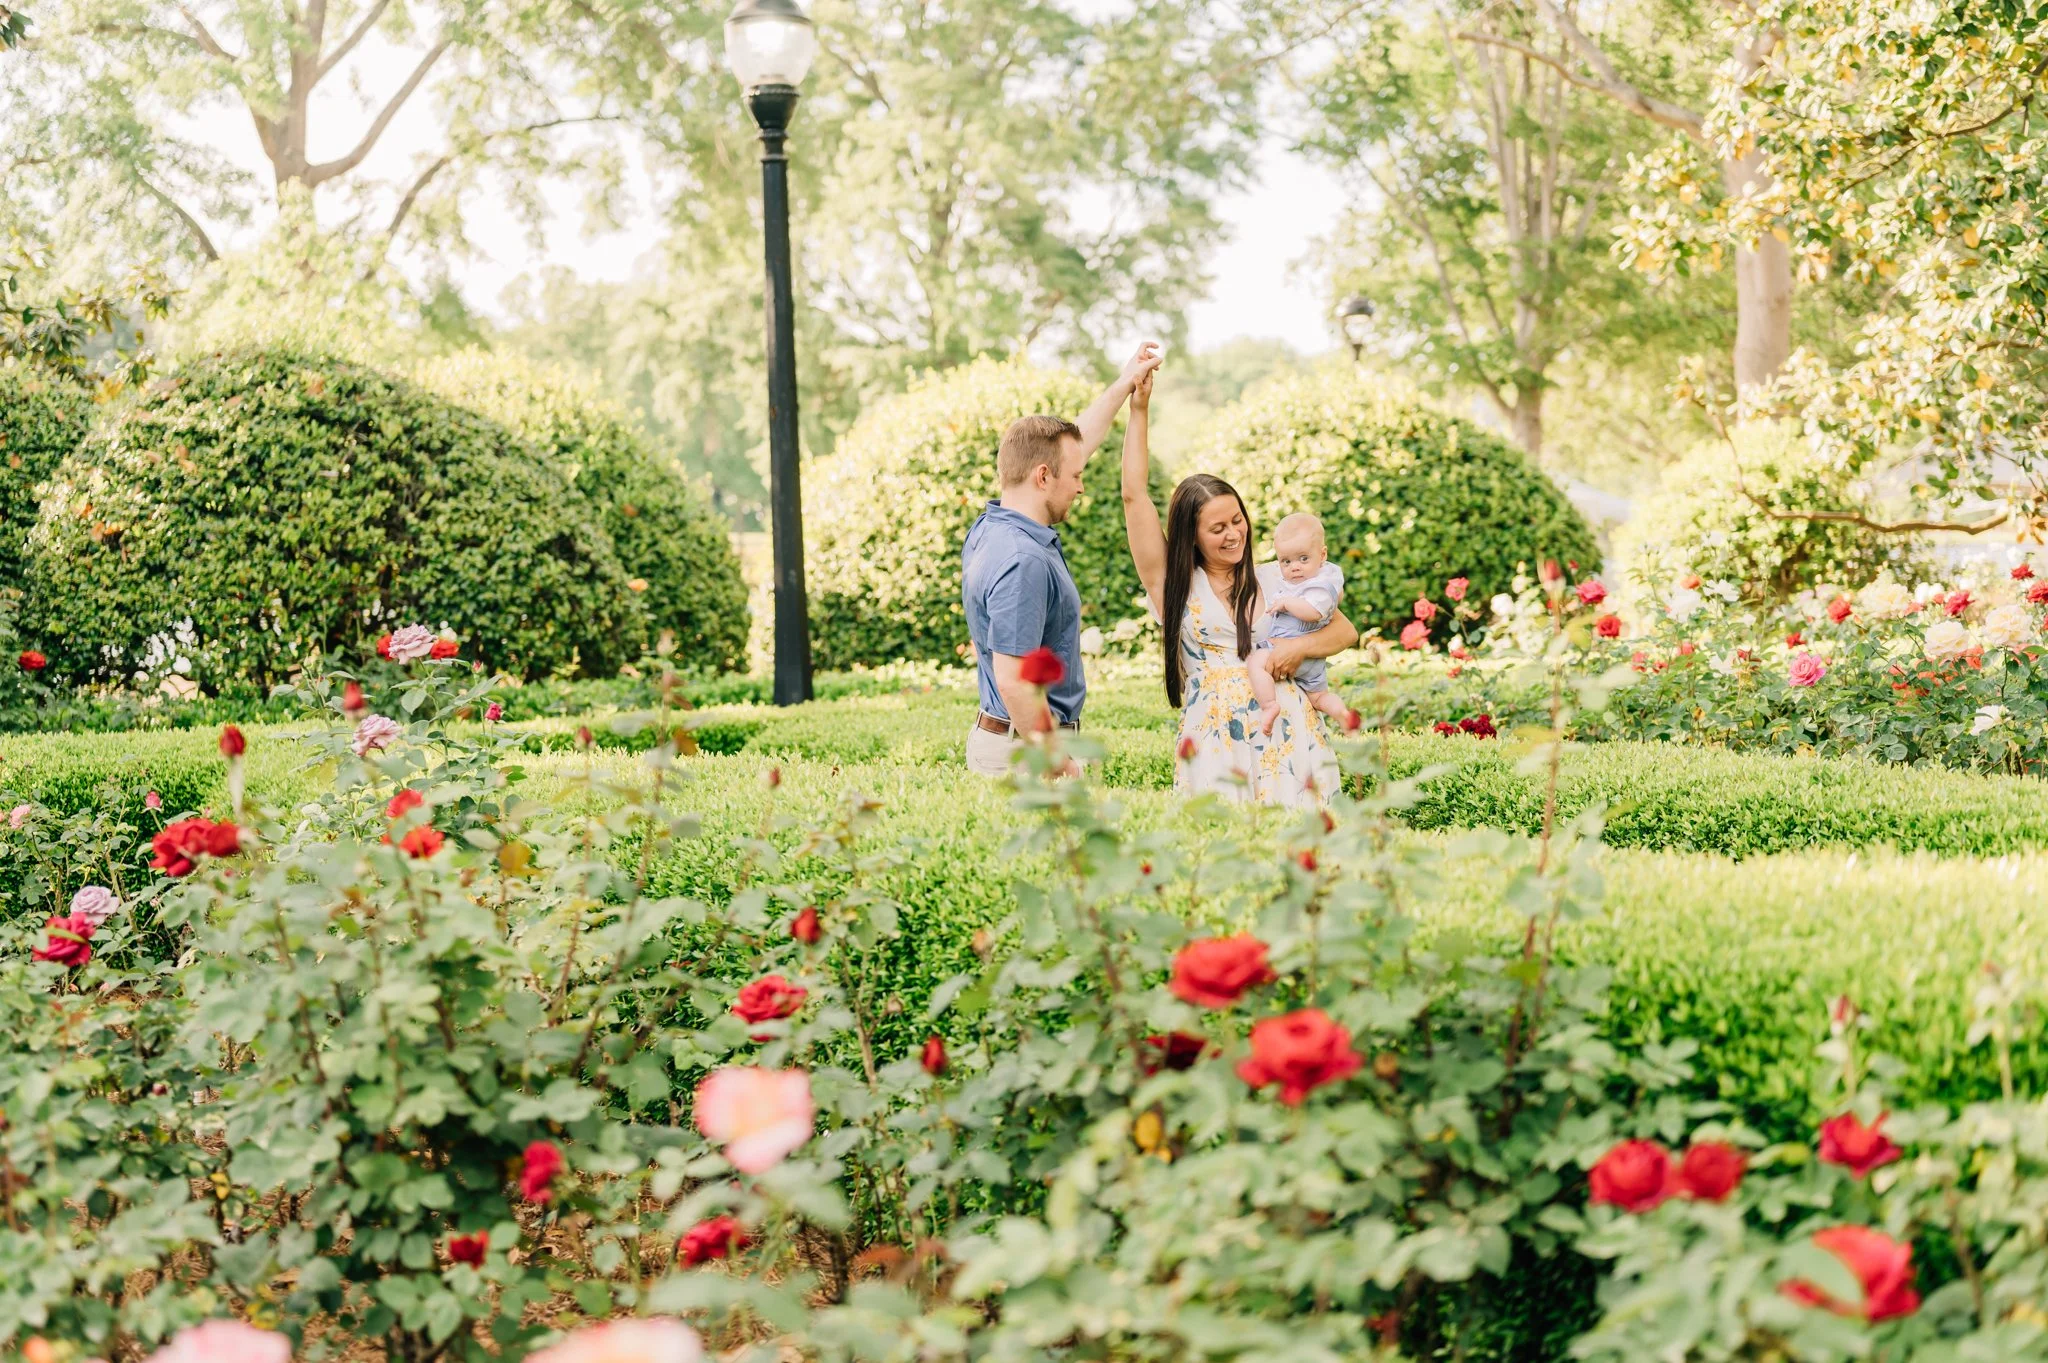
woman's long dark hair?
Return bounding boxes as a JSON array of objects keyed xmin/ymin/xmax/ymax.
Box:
[{"xmin": 1161, "ymin": 474, "xmax": 1258, "ymax": 707}]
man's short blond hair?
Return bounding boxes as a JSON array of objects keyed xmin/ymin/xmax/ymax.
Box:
[
  {"xmin": 998, "ymin": 414, "xmax": 1083, "ymax": 487},
  {"xmin": 1273, "ymin": 512, "xmax": 1326, "ymax": 548}
]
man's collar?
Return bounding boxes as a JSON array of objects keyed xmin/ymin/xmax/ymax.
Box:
[{"xmin": 982, "ymin": 500, "xmax": 1060, "ymax": 545}]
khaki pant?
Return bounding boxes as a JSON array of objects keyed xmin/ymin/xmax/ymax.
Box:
[{"xmin": 965, "ymin": 722, "xmax": 1021, "ymax": 776}]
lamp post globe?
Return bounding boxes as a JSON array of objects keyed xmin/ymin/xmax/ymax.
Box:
[
  {"xmin": 726, "ymin": 0, "xmax": 817, "ymax": 706},
  {"xmin": 1338, "ymin": 294, "xmax": 1375, "ymax": 363}
]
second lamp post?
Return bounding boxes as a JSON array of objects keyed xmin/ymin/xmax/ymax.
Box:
[{"xmin": 726, "ymin": 0, "xmax": 816, "ymax": 706}]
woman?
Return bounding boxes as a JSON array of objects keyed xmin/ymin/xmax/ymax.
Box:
[{"xmin": 1120, "ymin": 369, "xmax": 1357, "ymax": 807}]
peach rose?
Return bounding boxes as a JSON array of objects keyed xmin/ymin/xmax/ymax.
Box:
[
  {"xmin": 695, "ymin": 1067, "xmax": 814, "ymax": 1173},
  {"xmin": 526, "ymin": 1319, "xmax": 704, "ymax": 1363}
]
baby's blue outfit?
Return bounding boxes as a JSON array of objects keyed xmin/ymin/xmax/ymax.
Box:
[{"xmin": 1260, "ymin": 562, "xmax": 1345, "ymax": 692}]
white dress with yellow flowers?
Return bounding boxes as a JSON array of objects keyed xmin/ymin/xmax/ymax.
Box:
[{"xmin": 1166, "ymin": 564, "xmax": 1337, "ymax": 808}]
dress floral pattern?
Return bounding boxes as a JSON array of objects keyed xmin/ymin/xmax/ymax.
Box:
[{"xmin": 1166, "ymin": 566, "xmax": 1337, "ymax": 808}]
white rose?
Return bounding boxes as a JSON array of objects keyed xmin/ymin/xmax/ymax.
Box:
[
  {"xmin": 1664, "ymin": 588, "xmax": 1703, "ymax": 623},
  {"xmin": 1858, "ymin": 580, "xmax": 1916, "ymax": 620},
  {"xmin": 1111, "ymin": 617, "xmax": 1143, "ymax": 643},
  {"xmin": 1913, "ymin": 582, "xmax": 1944, "ymax": 605},
  {"xmin": 1972, "ymin": 704, "xmax": 2007, "ymax": 735},
  {"xmin": 1981, "ymin": 603, "xmax": 2032, "ymax": 651},
  {"xmin": 1490, "ymin": 593, "xmax": 1515, "ymax": 618},
  {"xmin": 1924, "ymin": 619, "xmax": 1973, "ymax": 661},
  {"xmin": 1079, "ymin": 626, "xmax": 1104, "ymax": 656}
]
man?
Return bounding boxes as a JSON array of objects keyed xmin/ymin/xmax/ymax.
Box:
[{"xmin": 962, "ymin": 343, "xmax": 1163, "ymax": 775}]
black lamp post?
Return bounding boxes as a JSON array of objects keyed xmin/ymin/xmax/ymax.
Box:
[
  {"xmin": 1338, "ymin": 293, "xmax": 1375, "ymax": 363},
  {"xmin": 726, "ymin": 0, "xmax": 817, "ymax": 705}
]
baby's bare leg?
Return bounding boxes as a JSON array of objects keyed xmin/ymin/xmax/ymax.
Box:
[
  {"xmin": 1249, "ymin": 649, "xmax": 1282, "ymax": 735},
  {"xmin": 1304, "ymin": 687, "xmax": 1351, "ymax": 721}
]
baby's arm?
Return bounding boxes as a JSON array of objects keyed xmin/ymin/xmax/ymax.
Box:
[{"xmin": 1271, "ymin": 583, "xmax": 1338, "ymax": 623}]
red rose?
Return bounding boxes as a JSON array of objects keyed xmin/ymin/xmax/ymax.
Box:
[
  {"xmin": 1575, "ymin": 580, "xmax": 1607, "ymax": 606},
  {"xmin": 1677, "ymin": 640, "xmax": 1696, "ymax": 656},
  {"xmin": 789, "ymin": 906, "xmax": 821, "ymax": 944},
  {"xmin": 1818, "ymin": 1112, "xmax": 1901, "ymax": 1177},
  {"xmin": 17, "ymin": 650, "xmax": 45, "ymax": 672},
  {"xmin": 1445, "ymin": 577, "xmax": 1469, "ymax": 601},
  {"xmin": 398, "ymin": 825, "xmax": 444, "ymax": 859},
  {"xmin": 375, "ymin": 633, "xmax": 395, "ymax": 660},
  {"xmin": 733, "ymin": 974, "xmax": 808, "ymax": 1033},
  {"xmin": 519, "ymin": 1140, "xmax": 564, "ymax": 1202},
  {"xmin": 1594, "ymin": 614, "xmax": 1622, "ymax": 639},
  {"xmin": 1539, "ymin": 560, "xmax": 1563, "ymax": 587},
  {"xmin": 218, "ymin": 725, "xmax": 246, "ymax": 758},
  {"xmin": 342, "ymin": 680, "xmax": 367, "ymax": 716},
  {"xmin": 1676, "ymin": 1141, "xmax": 1746, "ymax": 1202},
  {"xmin": 1176, "ymin": 735, "xmax": 1198, "ymax": 761},
  {"xmin": 1235, "ymin": 1008, "xmax": 1361, "ymax": 1105},
  {"xmin": 386, "ymin": 789, "xmax": 425, "ymax": 820},
  {"xmin": 1588, "ymin": 1139, "xmax": 1675, "ymax": 1213},
  {"xmin": 679, "ymin": 1214, "xmax": 749, "ymax": 1267},
  {"xmin": 202, "ymin": 821, "xmax": 243, "ymax": 857},
  {"xmin": 1433, "ymin": 720, "xmax": 1457, "ymax": 736},
  {"xmin": 1138, "ymin": 1031, "xmax": 1210, "ymax": 1075},
  {"xmin": 920, "ymin": 1034, "xmax": 948, "ymax": 1076},
  {"xmin": 1785, "ymin": 631, "xmax": 1804, "ymax": 648},
  {"xmin": 1945, "ymin": 589, "xmax": 1972, "ymax": 616},
  {"xmin": 1826, "ymin": 596, "xmax": 1853, "ymax": 623},
  {"xmin": 31, "ymin": 912, "xmax": 93, "ymax": 968},
  {"xmin": 151, "ymin": 818, "xmax": 221, "ymax": 876},
  {"xmin": 576, "ymin": 726, "xmax": 594, "ymax": 749},
  {"xmin": 447, "ymin": 1231, "xmax": 488, "ymax": 1266},
  {"xmin": 2031, "ymin": 582, "xmax": 2048, "ymax": 605},
  {"xmin": 1168, "ymin": 934, "xmax": 1276, "ymax": 1009},
  {"xmin": 1017, "ymin": 647, "xmax": 1065, "ymax": 686},
  {"xmin": 429, "ymin": 636, "xmax": 459, "ymax": 660},
  {"xmin": 1297, "ymin": 850, "xmax": 1318, "ymax": 873},
  {"xmin": 1459, "ymin": 714, "xmax": 1496, "ymax": 738},
  {"xmin": 1781, "ymin": 1225, "xmax": 1920, "ymax": 1321}
]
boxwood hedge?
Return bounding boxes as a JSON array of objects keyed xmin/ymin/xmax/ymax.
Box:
[
  {"xmin": 415, "ymin": 350, "xmax": 749, "ymax": 672},
  {"xmin": 24, "ymin": 348, "xmax": 642, "ymax": 686},
  {"xmin": 802, "ymin": 358, "xmax": 1172, "ymax": 668},
  {"xmin": 1199, "ymin": 370, "xmax": 1598, "ymax": 639},
  {"xmin": 0, "ymin": 363, "xmax": 92, "ymax": 584}
]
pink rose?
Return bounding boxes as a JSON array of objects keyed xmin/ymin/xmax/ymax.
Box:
[
  {"xmin": 1788, "ymin": 653, "xmax": 1828, "ymax": 687},
  {"xmin": 1412, "ymin": 598, "xmax": 1438, "ymax": 623},
  {"xmin": 525, "ymin": 1319, "xmax": 705, "ymax": 1363},
  {"xmin": 1575, "ymin": 579, "xmax": 1607, "ymax": 606},
  {"xmin": 384, "ymin": 624, "xmax": 438, "ymax": 663},
  {"xmin": 142, "ymin": 1321, "xmax": 293, "ymax": 1363},
  {"xmin": 69, "ymin": 885, "xmax": 119, "ymax": 929},
  {"xmin": 1399, "ymin": 620, "xmax": 1429, "ymax": 650},
  {"xmin": 352, "ymin": 714, "xmax": 404, "ymax": 756},
  {"xmin": 8, "ymin": 804, "xmax": 30, "ymax": 829},
  {"xmin": 1444, "ymin": 577, "xmax": 1469, "ymax": 601},
  {"xmin": 144, "ymin": 790, "xmax": 163, "ymax": 811},
  {"xmin": 695, "ymin": 1066, "xmax": 814, "ymax": 1173}
]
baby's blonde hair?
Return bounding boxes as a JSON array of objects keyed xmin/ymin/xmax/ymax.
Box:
[{"xmin": 1273, "ymin": 512, "xmax": 1326, "ymax": 550}]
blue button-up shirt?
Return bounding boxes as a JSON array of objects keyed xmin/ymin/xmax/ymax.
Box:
[{"xmin": 961, "ymin": 502, "xmax": 1086, "ymax": 725}]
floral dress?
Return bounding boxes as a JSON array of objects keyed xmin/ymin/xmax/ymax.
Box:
[{"xmin": 1163, "ymin": 566, "xmax": 1338, "ymax": 808}]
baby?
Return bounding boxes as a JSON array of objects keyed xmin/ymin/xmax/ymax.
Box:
[{"xmin": 1250, "ymin": 512, "xmax": 1351, "ymax": 736}]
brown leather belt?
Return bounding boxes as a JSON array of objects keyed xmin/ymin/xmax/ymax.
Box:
[{"xmin": 977, "ymin": 711, "xmax": 1079, "ymax": 736}]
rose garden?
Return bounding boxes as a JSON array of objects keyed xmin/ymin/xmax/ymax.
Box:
[{"xmin": 9, "ymin": 1, "xmax": 2048, "ymax": 1361}]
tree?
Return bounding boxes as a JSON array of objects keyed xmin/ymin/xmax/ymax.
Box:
[
  {"xmin": 1630, "ymin": 0, "xmax": 2048, "ymax": 526},
  {"xmin": 1480, "ymin": 0, "xmax": 1797, "ymax": 392},
  {"xmin": 1301, "ymin": 0, "xmax": 1689, "ymax": 457}
]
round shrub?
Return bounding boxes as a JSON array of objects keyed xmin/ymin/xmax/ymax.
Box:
[
  {"xmin": 24, "ymin": 348, "xmax": 641, "ymax": 688},
  {"xmin": 415, "ymin": 350, "xmax": 749, "ymax": 672},
  {"xmin": 0, "ymin": 364, "xmax": 93, "ymax": 583},
  {"xmin": 1615, "ymin": 421, "xmax": 1921, "ymax": 603},
  {"xmin": 804, "ymin": 357, "xmax": 1171, "ymax": 669},
  {"xmin": 1199, "ymin": 370, "xmax": 1598, "ymax": 638}
]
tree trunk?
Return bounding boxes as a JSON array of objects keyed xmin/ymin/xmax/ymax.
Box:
[
  {"xmin": 1723, "ymin": 145, "xmax": 1792, "ymax": 392},
  {"xmin": 1509, "ymin": 388, "xmax": 1543, "ymax": 457}
]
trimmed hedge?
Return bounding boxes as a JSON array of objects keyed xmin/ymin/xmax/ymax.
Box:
[
  {"xmin": 415, "ymin": 350, "xmax": 749, "ymax": 672},
  {"xmin": 0, "ymin": 364, "xmax": 92, "ymax": 584},
  {"xmin": 802, "ymin": 358, "xmax": 1172, "ymax": 668},
  {"xmin": 24, "ymin": 348, "xmax": 642, "ymax": 687},
  {"xmin": 1198, "ymin": 370, "xmax": 1598, "ymax": 639}
]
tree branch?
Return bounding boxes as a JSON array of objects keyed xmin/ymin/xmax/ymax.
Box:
[
  {"xmin": 137, "ymin": 178, "xmax": 219, "ymax": 262},
  {"xmin": 175, "ymin": 4, "xmax": 237, "ymax": 59},
  {"xmin": 1739, "ymin": 488, "xmax": 2009, "ymax": 535},
  {"xmin": 316, "ymin": 0, "xmax": 392, "ymax": 80},
  {"xmin": 1518, "ymin": 0, "xmax": 1705, "ymax": 139},
  {"xmin": 301, "ymin": 37, "xmax": 448, "ymax": 187}
]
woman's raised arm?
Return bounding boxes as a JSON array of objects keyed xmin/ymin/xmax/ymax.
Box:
[{"xmin": 1122, "ymin": 368, "xmax": 1167, "ymax": 613}]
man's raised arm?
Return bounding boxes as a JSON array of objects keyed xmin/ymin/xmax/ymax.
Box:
[{"xmin": 1071, "ymin": 342, "xmax": 1164, "ymax": 459}]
